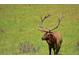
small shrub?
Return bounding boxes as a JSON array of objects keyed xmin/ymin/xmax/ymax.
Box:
[
  {"xmin": 19, "ymin": 41, "xmax": 40, "ymax": 54},
  {"xmin": 76, "ymin": 41, "xmax": 79, "ymax": 49}
]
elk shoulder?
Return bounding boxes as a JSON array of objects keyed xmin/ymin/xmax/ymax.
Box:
[{"xmin": 53, "ymin": 32, "xmax": 62, "ymax": 45}]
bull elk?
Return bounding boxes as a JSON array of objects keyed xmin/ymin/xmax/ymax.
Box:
[{"xmin": 39, "ymin": 14, "xmax": 63, "ymax": 55}]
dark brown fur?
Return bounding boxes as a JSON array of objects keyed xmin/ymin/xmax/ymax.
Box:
[
  {"xmin": 42, "ymin": 31, "xmax": 62, "ymax": 55},
  {"xmin": 39, "ymin": 14, "xmax": 63, "ymax": 55}
]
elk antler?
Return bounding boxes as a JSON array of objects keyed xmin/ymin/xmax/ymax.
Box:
[
  {"xmin": 39, "ymin": 14, "xmax": 51, "ymax": 32},
  {"xmin": 49, "ymin": 14, "xmax": 63, "ymax": 31}
]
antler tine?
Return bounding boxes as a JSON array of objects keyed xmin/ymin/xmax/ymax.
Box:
[
  {"xmin": 42, "ymin": 14, "xmax": 50, "ymax": 21},
  {"xmin": 50, "ymin": 14, "xmax": 63, "ymax": 31},
  {"xmin": 39, "ymin": 14, "xmax": 51, "ymax": 32},
  {"xmin": 58, "ymin": 14, "xmax": 64, "ymax": 21}
]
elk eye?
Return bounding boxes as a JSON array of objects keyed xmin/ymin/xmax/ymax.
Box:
[{"xmin": 48, "ymin": 35, "xmax": 50, "ymax": 37}]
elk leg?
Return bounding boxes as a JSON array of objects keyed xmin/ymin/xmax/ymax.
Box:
[
  {"xmin": 55, "ymin": 46, "xmax": 60, "ymax": 55},
  {"xmin": 49, "ymin": 46, "xmax": 51, "ymax": 55},
  {"xmin": 53, "ymin": 47, "xmax": 55, "ymax": 55},
  {"xmin": 55, "ymin": 42, "xmax": 62, "ymax": 55}
]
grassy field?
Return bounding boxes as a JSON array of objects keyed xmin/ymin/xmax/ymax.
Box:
[{"xmin": 0, "ymin": 4, "xmax": 79, "ymax": 55}]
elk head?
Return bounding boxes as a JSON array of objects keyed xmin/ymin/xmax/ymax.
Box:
[{"xmin": 39, "ymin": 14, "xmax": 63, "ymax": 41}]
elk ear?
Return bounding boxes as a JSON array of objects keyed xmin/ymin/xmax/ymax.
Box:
[
  {"xmin": 38, "ymin": 28, "xmax": 48, "ymax": 32},
  {"xmin": 38, "ymin": 28, "xmax": 49, "ymax": 32},
  {"xmin": 38, "ymin": 28, "xmax": 43, "ymax": 32}
]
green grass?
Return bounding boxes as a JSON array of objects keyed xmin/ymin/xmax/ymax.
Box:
[{"xmin": 0, "ymin": 4, "xmax": 79, "ymax": 55}]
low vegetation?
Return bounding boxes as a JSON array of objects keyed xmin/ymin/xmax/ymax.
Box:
[{"xmin": 0, "ymin": 4, "xmax": 79, "ymax": 54}]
